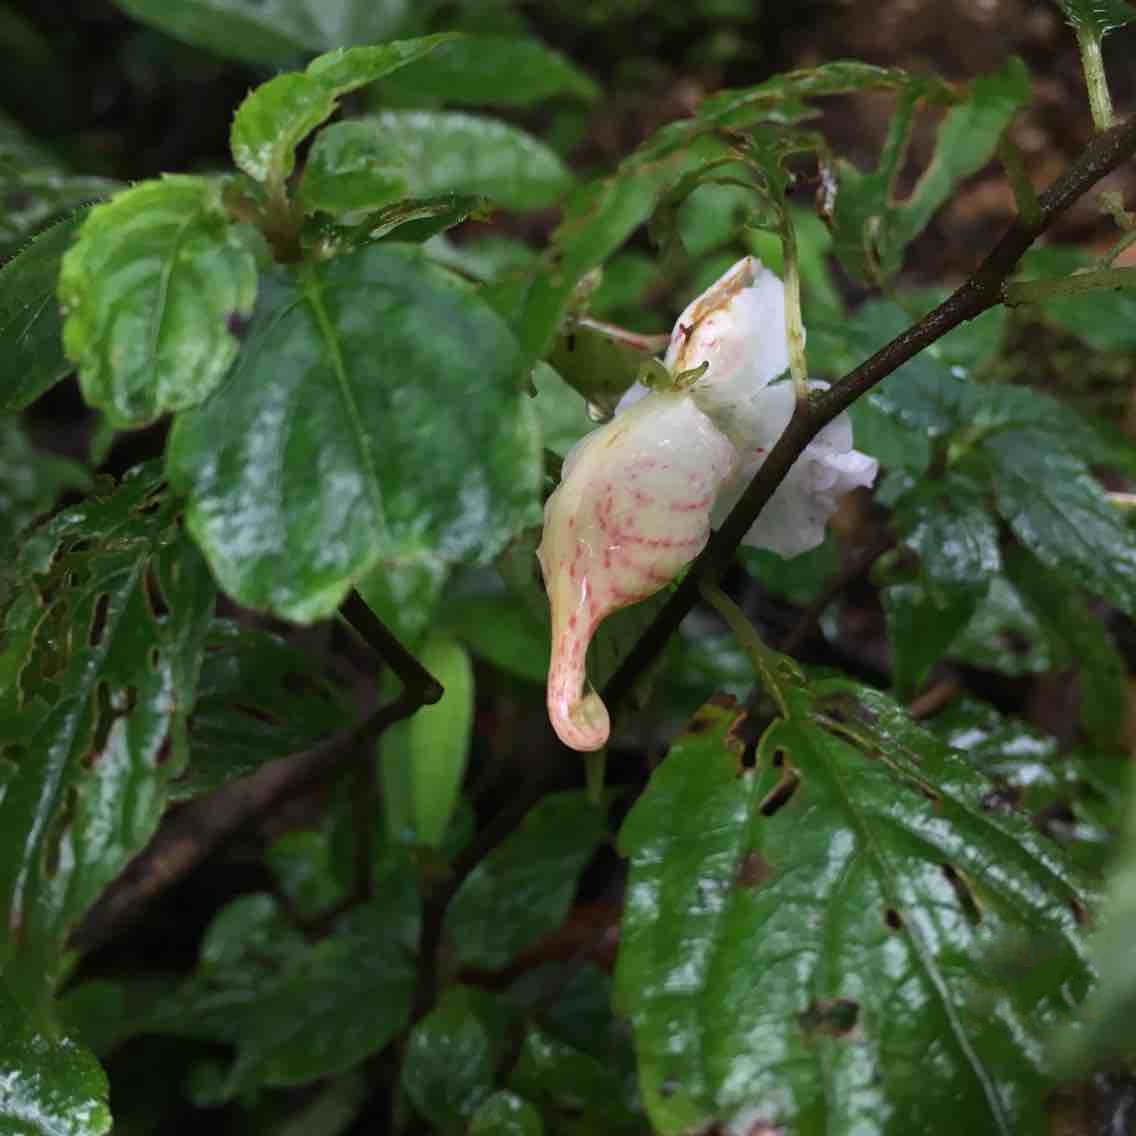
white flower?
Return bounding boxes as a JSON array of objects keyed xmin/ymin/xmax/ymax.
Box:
[{"xmin": 538, "ymin": 256, "xmax": 877, "ymax": 751}]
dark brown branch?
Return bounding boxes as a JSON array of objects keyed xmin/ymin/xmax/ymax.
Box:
[
  {"xmin": 602, "ymin": 115, "xmax": 1136, "ymax": 711},
  {"xmin": 71, "ymin": 690, "xmax": 422, "ymax": 955},
  {"xmin": 341, "ymin": 590, "xmax": 444, "ymax": 705}
]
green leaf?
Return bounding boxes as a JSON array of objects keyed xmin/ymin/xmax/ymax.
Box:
[
  {"xmin": 515, "ymin": 134, "xmax": 729, "ymax": 361},
  {"xmin": 949, "ymin": 576, "xmax": 1059, "ymax": 677},
  {"xmin": 168, "ymin": 246, "xmax": 541, "ymax": 623},
  {"xmin": 0, "ymin": 985, "xmax": 111, "ymax": 1135},
  {"xmin": 508, "ymin": 1028, "xmax": 640, "ymax": 1134},
  {"xmin": 983, "ymin": 427, "xmax": 1136, "ymax": 615},
  {"xmin": 402, "ymin": 986, "xmax": 496, "ymax": 1133},
  {"xmin": 832, "ymin": 60, "xmax": 1028, "ymax": 280},
  {"xmin": 113, "ymin": 0, "xmax": 420, "ymax": 64},
  {"xmin": 885, "ymin": 59, "xmax": 1030, "ymax": 271},
  {"xmin": 894, "ymin": 475, "xmax": 1001, "ymax": 600},
  {"xmin": 374, "ymin": 35, "xmax": 599, "ymax": 106},
  {"xmin": 1003, "ymin": 544, "xmax": 1128, "ymax": 749},
  {"xmin": 265, "ymin": 828, "xmax": 347, "ymax": 919},
  {"xmin": 0, "ymin": 173, "xmax": 115, "ymax": 260},
  {"xmin": 176, "ymin": 621, "xmax": 347, "ymax": 801},
  {"xmin": 469, "ymin": 1092, "xmax": 544, "ymax": 1136},
  {"xmin": 1054, "ymin": 0, "xmax": 1136, "ymax": 37},
  {"xmin": 1057, "ymin": 782, "xmax": 1136, "ymax": 1071},
  {"xmin": 0, "ymin": 468, "xmax": 215, "ymax": 1015},
  {"xmin": 616, "ymin": 693, "xmax": 1091, "ymax": 1135},
  {"xmin": 0, "ymin": 417, "xmax": 88, "ymax": 557},
  {"xmin": 445, "ymin": 792, "xmax": 606, "ymax": 970},
  {"xmin": 0, "ymin": 211, "xmax": 86, "ymax": 412},
  {"xmin": 883, "ymin": 582, "xmax": 980, "ymax": 695},
  {"xmin": 58, "ymin": 176, "xmax": 259, "ymax": 427},
  {"xmin": 380, "ymin": 635, "xmax": 473, "ymax": 848},
  {"xmin": 529, "ymin": 362, "xmax": 592, "ymax": 459},
  {"xmin": 230, "ymin": 36, "xmax": 453, "ymax": 186},
  {"xmin": 740, "ymin": 532, "xmax": 839, "ymax": 605},
  {"xmin": 312, "ymin": 193, "xmax": 491, "ymax": 254},
  {"xmin": 225, "ymin": 898, "xmax": 416, "ymax": 1093},
  {"xmin": 302, "ymin": 112, "xmax": 573, "ymax": 216},
  {"xmin": 443, "ymin": 593, "xmax": 549, "ymax": 685},
  {"xmin": 356, "ymin": 555, "xmax": 448, "ymax": 647}
]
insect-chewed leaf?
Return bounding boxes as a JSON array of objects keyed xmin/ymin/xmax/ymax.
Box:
[
  {"xmin": 615, "ymin": 689, "xmax": 1092, "ymax": 1136},
  {"xmin": 58, "ymin": 176, "xmax": 259, "ymax": 427},
  {"xmin": 0, "ymin": 466, "xmax": 215, "ymax": 1015}
]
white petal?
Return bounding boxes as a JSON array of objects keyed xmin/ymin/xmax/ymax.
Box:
[{"xmin": 615, "ymin": 380, "xmax": 651, "ymax": 414}]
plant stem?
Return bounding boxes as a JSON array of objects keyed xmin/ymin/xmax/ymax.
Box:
[
  {"xmin": 1076, "ymin": 27, "xmax": 1115, "ymax": 131},
  {"xmin": 997, "ymin": 135, "xmax": 1041, "ymax": 227},
  {"xmin": 1004, "ymin": 266, "xmax": 1136, "ymax": 305},
  {"xmin": 340, "ymin": 591, "xmax": 443, "ymax": 705},
  {"xmin": 575, "ymin": 316, "xmax": 670, "ymax": 355},
  {"xmin": 779, "ymin": 214, "xmax": 810, "ymax": 402},
  {"xmin": 601, "ymin": 115, "xmax": 1136, "ymax": 713}
]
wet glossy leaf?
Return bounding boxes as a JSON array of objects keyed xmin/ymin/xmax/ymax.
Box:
[
  {"xmin": 381, "ymin": 635, "xmax": 473, "ymax": 848},
  {"xmin": 984, "ymin": 428, "xmax": 1136, "ymax": 615},
  {"xmin": 0, "ymin": 417, "xmax": 87, "ymax": 558},
  {"xmin": 616, "ymin": 693, "xmax": 1091, "ymax": 1135},
  {"xmin": 402, "ymin": 986, "xmax": 496, "ymax": 1133},
  {"xmin": 1055, "ymin": 0, "xmax": 1135, "ymax": 37},
  {"xmin": 302, "ymin": 112, "xmax": 573, "ymax": 216},
  {"xmin": 1003, "ymin": 545, "xmax": 1127, "ymax": 749},
  {"xmin": 176, "ymin": 621, "xmax": 347, "ymax": 801},
  {"xmin": 894, "ymin": 475, "xmax": 1000, "ymax": 600},
  {"xmin": 230, "ymin": 36, "xmax": 452, "ymax": 185},
  {"xmin": 265, "ymin": 828, "xmax": 346, "ymax": 920},
  {"xmin": 0, "ymin": 985, "xmax": 111, "ymax": 1135},
  {"xmin": 58, "ymin": 176, "xmax": 259, "ymax": 427},
  {"xmin": 0, "ymin": 211, "xmax": 86, "ymax": 412},
  {"xmin": 0, "ymin": 468, "xmax": 215, "ymax": 1015},
  {"xmin": 311, "ymin": 192, "xmax": 491, "ymax": 253},
  {"xmin": 168, "ymin": 246, "xmax": 541, "ymax": 622},
  {"xmin": 445, "ymin": 792, "xmax": 606, "ymax": 970},
  {"xmin": 375, "ymin": 35, "xmax": 598, "ymax": 105},
  {"xmin": 224, "ymin": 898, "xmax": 416, "ymax": 1093},
  {"xmin": 469, "ymin": 1092, "xmax": 543, "ymax": 1136}
]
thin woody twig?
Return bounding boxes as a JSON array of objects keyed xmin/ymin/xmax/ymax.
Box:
[{"xmin": 602, "ymin": 116, "xmax": 1136, "ymax": 713}]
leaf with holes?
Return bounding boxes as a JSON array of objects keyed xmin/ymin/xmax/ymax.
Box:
[
  {"xmin": 616, "ymin": 692, "xmax": 1092, "ymax": 1136},
  {"xmin": 229, "ymin": 36, "xmax": 453, "ymax": 187},
  {"xmin": 0, "ymin": 211, "xmax": 87, "ymax": 412},
  {"xmin": 58, "ymin": 176, "xmax": 259, "ymax": 427},
  {"xmin": 175, "ymin": 621, "xmax": 348, "ymax": 802},
  {"xmin": 0, "ymin": 984, "xmax": 111, "ymax": 1135},
  {"xmin": 374, "ymin": 35, "xmax": 599, "ymax": 106},
  {"xmin": 301, "ymin": 112, "xmax": 573, "ymax": 216},
  {"xmin": 445, "ymin": 792, "xmax": 606, "ymax": 971},
  {"xmin": 0, "ymin": 467, "xmax": 215, "ymax": 1017},
  {"xmin": 0, "ymin": 417, "xmax": 87, "ymax": 560},
  {"xmin": 167, "ymin": 246, "xmax": 541, "ymax": 623}
]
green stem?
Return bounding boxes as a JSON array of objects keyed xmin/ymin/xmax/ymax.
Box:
[
  {"xmin": 1004, "ymin": 266, "xmax": 1136, "ymax": 305},
  {"xmin": 699, "ymin": 582, "xmax": 792, "ymax": 718},
  {"xmin": 779, "ymin": 213, "xmax": 810, "ymax": 403},
  {"xmin": 997, "ymin": 136, "xmax": 1041, "ymax": 227},
  {"xmin": 1076, "ymin": 27, "xmax": 1114, "ymax": 131},
  {"xmin": 1096, "ymin": 225, "xmax": 1136, "ymax": 266}
]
